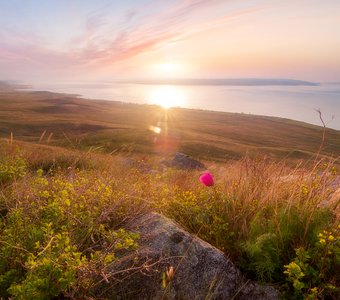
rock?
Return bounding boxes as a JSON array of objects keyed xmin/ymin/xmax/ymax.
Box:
[
  {"xmin": 100, "ymin": 213, "xmax": 279, "ymax": 299},
  {"xmin": 169, "ymin": 152, "xmax": 206, "ymax": 170}
]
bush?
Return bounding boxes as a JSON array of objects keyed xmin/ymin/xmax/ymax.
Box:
[
  {"xmin": 0, "ymin": 152, "xmax": 26, "ymax": 184},
  {"xmin": 0, "ymin": 168, "xmax": 140, "ymax": 298},
  {"xmin": 284, "ymin": 225, "xmax": 340, "ymax": 299}
]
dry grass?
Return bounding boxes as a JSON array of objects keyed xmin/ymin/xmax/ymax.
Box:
[{"xmin": 1, "ymin": 89, "xmax": 340, "ymax": 162}]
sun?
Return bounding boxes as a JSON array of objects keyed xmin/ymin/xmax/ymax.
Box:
[
  {"xmin": 156, "ymin": 63, "xmax": 181, "ymax": 73},
  {"xmin": 149, "ymin": 85, "xmax": 186, "ymax": 109},
  {"xmin": 152, "ymin": 61, "xmax": 185, "ymax": 78},
  {"xmin": 153, "ymin": 62, "xmax": 182, "ymax": 73}
]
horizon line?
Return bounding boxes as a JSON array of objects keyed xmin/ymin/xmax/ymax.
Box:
[{"xmin": 113, "ymin": 77, "xmax": 319, "ymax": 87}]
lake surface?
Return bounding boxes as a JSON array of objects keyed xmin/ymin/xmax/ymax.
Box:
[{"xmin": 31, "ymin": 82, "xmax": 340, "ymax": 130}]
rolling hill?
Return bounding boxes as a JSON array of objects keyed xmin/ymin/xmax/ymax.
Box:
[{"xmin": 0, "ymin": 86, "xmax": 339, "ymax": 162}]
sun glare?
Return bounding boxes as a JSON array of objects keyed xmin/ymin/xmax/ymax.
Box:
[
  {"xmin": 149, "ymin": 85, "xmax": 186, "ymax": 109},
  {"xmin": 157, "ymin": 63, "xmax": 180, "ymax": 72}
]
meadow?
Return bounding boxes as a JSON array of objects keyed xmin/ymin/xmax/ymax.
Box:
[
  {"xmin": 0, "ymin": 87, "xmax": 339, "ymax": 299},
  {"xmin": 1, "ymin": 89, "xmax": 340, "ymax": 163}
]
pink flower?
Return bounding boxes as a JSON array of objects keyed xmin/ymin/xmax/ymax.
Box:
[{"xmin": 199, "ymin": 171, "xmax": 214, "ymax": 186}]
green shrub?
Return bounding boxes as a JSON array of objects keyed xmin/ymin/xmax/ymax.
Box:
[
  {"xmin": 164, "ymin": 188, "xmax": 236, "ymax": 252},
  {"xmin": 284, "ymin": 225, "xmax": 340, "ymax": 299},
  {"xmin": 0, "ymin": 153, "xmax": 26, "ymax": 184},
  {"xmin": 0, "ymin": 169, "xmax": 140, "ymax": 299},
  {"xmin": 239, "ymin": 205, "xmax": 332, "ymax": 282}
]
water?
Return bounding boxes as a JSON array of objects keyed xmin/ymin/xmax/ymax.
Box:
[{"xmin": 31, "ymin": 82, "xmax": 340, "ymax": 130}]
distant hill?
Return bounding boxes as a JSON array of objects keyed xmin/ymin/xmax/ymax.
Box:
[
  {"xmin": 0, "ymin": 80, "xmax": 31, "ymax": 90},
  {"xmin": 123, "ymin": 78, "xmax": 319, "ymax": 86},
  {"xmin": 0, "ymin": 88, "xmax": 339, "ymax": 162}
]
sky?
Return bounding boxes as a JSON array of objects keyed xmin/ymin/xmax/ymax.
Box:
[{"xmin": 1, "ymin": 0, "xmax": 340, "ymax": 84}]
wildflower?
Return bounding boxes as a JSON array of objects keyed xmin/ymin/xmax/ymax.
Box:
[
  {"xmin": 319, "ymin": 238, "xmax": 326, "ymax": 245},
  {"xmin": 199, "ymin": 171, "xmax": 214, "ymax": 186}
]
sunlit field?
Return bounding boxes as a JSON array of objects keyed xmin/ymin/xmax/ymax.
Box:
[
  {"xmin": 1, "ymin": 89, "xmax": 340, "ymax": 164},
  {"xmin": 0, "ymin": 136, "xmax": 339, "ymax": 299}
]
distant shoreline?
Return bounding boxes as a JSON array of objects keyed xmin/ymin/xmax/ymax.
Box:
[
  {"xmin": 2, "ymin": 79, "xmax": 339, "ymax": 131},
  {"xmin": 116, "ymin": 78, "xmax": 319, "ymax": 86}
]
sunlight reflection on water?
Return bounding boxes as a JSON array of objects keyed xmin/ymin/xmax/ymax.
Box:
[
  {"xmin": 148, "ymin": 85, "xmax": 187, "ymax": 109},
  {"xmin": 31, "ymin": 82, "xmax": 340, "ymax": 130}
]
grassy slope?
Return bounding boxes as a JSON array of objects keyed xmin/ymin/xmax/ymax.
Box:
[
  {"xmin": 0, "ymin": 88, "xmax": 339, "ymax": 162},
  {"xmin": 0, "ymin": 86, "xmax": 339, "ymax": 298},
  {"xmin": 0, "ymin": 138, "xmax": 338, "ymax": 299}
]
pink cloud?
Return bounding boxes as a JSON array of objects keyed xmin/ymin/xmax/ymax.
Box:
[
  {"xmin": 76, "ymin": 0, "xmax": 262, "ymax": 66},
  {"xmin": 0, "ymin": 0, "xmax": 263, "ymax": 77}
]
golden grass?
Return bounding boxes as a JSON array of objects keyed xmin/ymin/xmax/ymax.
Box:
[{"xmin": 1, "ymin": 89, "xmax": 339, "ymax": 163}]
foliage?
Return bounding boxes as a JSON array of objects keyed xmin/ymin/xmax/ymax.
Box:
[
  {"xmin": 0, "ymin": 141, "xmax": 339, "ymax": 298},
  {"xmin": 239, "ymin": 206, "xmax": 332, "ymax": 282},
  {"xmin": 0, "ymin": 150, "xmax": 26, "ymax": 184},
  {"xmin": 0, "ymin": 160, "xmax": 140, "ymax": 299},
  {"xmin": 284, "ymin": 225, "xmax": 339, "ymax": 299},
  {"xmin": 157, "ymin": 156, "xmax": 339, "ymax": 299},
  {"xmin": 162, "ymin": 188, "xmax": 236, "ymax": 252}
]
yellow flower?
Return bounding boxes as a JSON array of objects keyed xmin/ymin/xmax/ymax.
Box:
[{"xmin": 328, "ymin": 235, "xmax": 335, "ymax": 241}]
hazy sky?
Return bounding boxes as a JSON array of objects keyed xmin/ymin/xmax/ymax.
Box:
[{"xmin": 1, "ymin": 0, "xmax": 340, "ymax": 84}]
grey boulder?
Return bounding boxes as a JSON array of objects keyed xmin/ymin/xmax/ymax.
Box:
[{"xmin": 102, "ymin": 212, "xmax": 279, "ymax": 299}]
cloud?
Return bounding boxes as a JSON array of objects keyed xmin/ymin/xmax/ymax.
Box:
[
  {"xmin": 0, "ymin": 0, "xmax": 263, "ymax": 76},
  {"xmin": 77, "ymin": 0, "xmax": 263, "ymax": 66}
]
